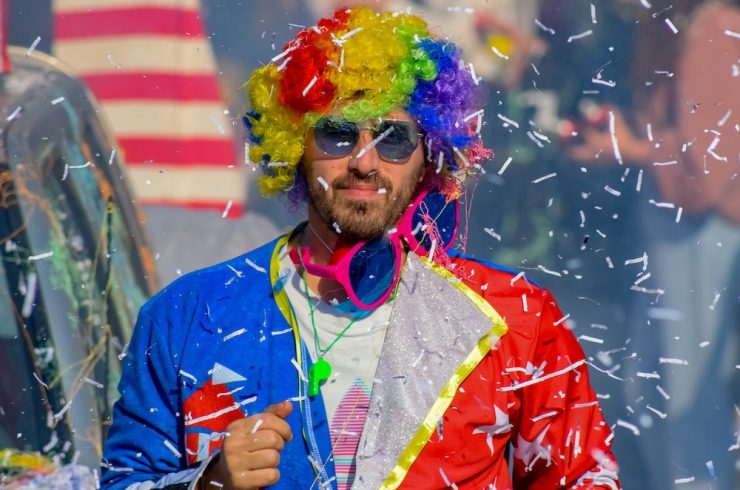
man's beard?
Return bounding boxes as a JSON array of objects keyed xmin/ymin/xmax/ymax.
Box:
[{"xmin": 304, "ymin": 164, "xmax": 424, "ymax": 241}]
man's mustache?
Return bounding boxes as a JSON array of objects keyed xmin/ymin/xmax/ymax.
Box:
[{"xmin": 332, "ymin": 173, "xmax": 392, "ymax": 192}]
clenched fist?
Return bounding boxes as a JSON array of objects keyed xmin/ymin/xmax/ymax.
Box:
[{"xmin": 199, "ymin": 401, "xmax": 293, "ymax": 489}]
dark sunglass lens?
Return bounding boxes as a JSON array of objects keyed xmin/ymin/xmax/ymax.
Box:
[
  {"xmin": 412, "ymin": 192, "xmax": 458, "ymax": 251},
  {"xmin": 348, "ymin": 238, "xmax": 397, "ymax": 306},
  {"xmin": 314, "ymin": 117, "xmax": 359, "ymax": 157},
  {"xmin": 376, "ymin": 121, "xmax": 418, "ymax": 161}
]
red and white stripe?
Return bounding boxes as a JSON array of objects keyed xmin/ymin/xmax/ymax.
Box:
[{"xmin": 52, "ymin": 0, "xmax": 243, "ymax": 215}]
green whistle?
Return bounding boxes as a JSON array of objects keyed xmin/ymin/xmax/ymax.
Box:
[{"xmin": 308, "ymin": 358, "xmax": 332, "ymax": 397}]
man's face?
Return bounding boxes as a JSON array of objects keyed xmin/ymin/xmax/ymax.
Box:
[{"xmin": 303, "ymin": 109, "xmax": 426, "ymax": 241}]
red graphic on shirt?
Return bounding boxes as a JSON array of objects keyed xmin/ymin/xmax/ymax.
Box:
[{"xmin": 183, "ymin": 379, "xmax": 245, "ymax": 464}]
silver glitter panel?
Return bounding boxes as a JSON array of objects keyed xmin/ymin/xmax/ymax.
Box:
[{"xmin": 353, "ymin": 255, "xmax": 494, "ymax": 488}]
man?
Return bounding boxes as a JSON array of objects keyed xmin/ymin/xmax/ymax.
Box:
[{"xmin": 102, "ymin": 7, "xmax": 620, "ymax": 489}]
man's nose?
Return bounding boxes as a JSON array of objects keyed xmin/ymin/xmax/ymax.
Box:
[{"xmin": 348, "ymin": 129, "xmax": 381, "ymax": 177}]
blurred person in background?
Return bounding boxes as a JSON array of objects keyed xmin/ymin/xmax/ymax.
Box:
[{"xmin": 568, "ymin": 1, "xmax": 740, "ymax": 488}]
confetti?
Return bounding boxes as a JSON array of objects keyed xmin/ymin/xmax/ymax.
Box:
[
  {"xmin": 221, "ymin": 200, "xmax": 233, "ymax": 218},
  {"xmin": 184, "ymin": 396, "xmax": 256, "ymax": 427},
  {"xmin": 244, "ymin": 258, "xmax": 267, "ymax": 273},
  {"xmin": 51, "ymin": 96, "xmax": 65, "ymax": 105},
  {"xmin": 356, "ymin": 125, "xmax": 395, "ymax": 158},
  {"xmin": 446, "ymin": 6, "xmax": 474, "ymax": 14},
  {"xmin": 302, "ymin": 75, "xmax": 319, "ymax": 97},
  {"xmin": 28, "ymin": 251, "xmax": 54, "ymax": 261},
  {"xmin": 553, "ymin": 314, "xmax": 571, "ymax": 326},
  {"xmin": 616, "ymin": 419, "xmax": 640, "ymax": 436},
  {"xmin": 271, "ymin": 46, "xmax": 295, "ymax": 63},
  {"xmin": 659, "ymin": 358, "xmax": 689, "ymax": 366},
  {"xmin": 484, "ymin": 228, "xmax": 501, "ymax": 241},
  {"xmin": 6, "ymin": 106, "xmax": 21, "ymax": 121},
  {"xmin": 468, "ymin": 62, "xmax": 480, "ymax": 84},
  {"xmin": 21, "ymin": 271, "xmax": 38, "ymax": 318},
  {"xmin": 532, "ymin": 172, "xmax": 557, "ymax": 184},
  {"xmin": 223, "ymin": 328, "xmax": 247, "ymax": 341},
  {"xmin": 724, "ymin": 30, "xmax": 740, "ymax": 39},
  {"xmin": 250, "ymin": 418, "xmax": 264, "ymax": 433},
  {"xmin": 709, "ymin": 292, "xmax": 721, "ymax": 310},
  {"xmin": 535, "ymin": 19, "xmax": 556, "ymax": 35},
  {"xmin": 664, "ymin": 18, "xmax": 679, "ymax": 34},
  {"xmin": 592, "ymin": 75, "xmax": 616, "ymax": 87},
  {"xmin": 567, "ymin": 30, "xmax": 594, "ymax": 43},
  {"xmin": 646, "ymin": 405, "xmax": 667, "ymax": 419},
  {"xmin": 33, "ymin": 372, "xmax": 49, "ymax": 389},
  {"xmin": 163, "ymin": 440, "xmax": 182, "ymax": 459},
  {"xmin": 498, "ymin": 157, "xmax": 513, "ymax": 175},
  {"xmin": 530, "ymin": 410, "xmax": 558, "ymax": 422},
  {"xmin": 106, "ymin": 51, "xmax": 123, "ymax": 69},
  {"xmin": 675, "ymin": 207, "xmax": 683, "ymax": 223},
  {"xmin": 27, "ymin": 36, "xmax": 42, "ymax": 56},
  {"xmin": 83, "ymin": 377, "xmax": 104, "ymax": 389},
  {"xmin": 500, "ymin": 359, "xmax": 586, "ymax": 392},
  {"xmin": 578, "ymin": 335, "xmax": 604, "ymax": 344},
  {"xmin": 608, "ymin": 111, "xmax": 623, "ymax": 164},
  {"xmin": 339, "ymin": 27, "xmax": 363, "ymax": 40},
  {"xmin": 625, "ymin": 253, "xmax": 648, "ymax": 270},
  {"xmin": 510, "ymin": 271, "xmax": 526, "ymax": 286},
  {"xmin": 537, "ymin": 265, "xmax": 562, "ymax": 277},
  {"xmin": 291, "ymin": 358, "xmax": 307, "ymax": 382},
  {"xmin": 464, "ymin": 109, "xmax": 485, "ymax": 122},
  {"xmin": 674, "ymin": 477, "xmax": 695, "ymax": 484},
  {"xmin": 178, "ymin": 370, "xmax": 198, "ymax": 384},
  {"xmin": 490, "ymin": 45, "xmax": 510, "ymax": 60},
  {"xmin": 436, "ymin": 152, "xmax": 444, "ymax": 174},
  {"xmin": 633, "ymin": 272, "xmax": 651, "ymax": 286},
  {"xmin": 497, "ymin": 113, "xmax": 519, "ymax": 128},
  {"xmin": 706, "ymin": 460, "xmax": 716, "ymax": 478}
]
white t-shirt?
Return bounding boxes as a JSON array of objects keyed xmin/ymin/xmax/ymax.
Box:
[{"xmin": 278, "ymin": 245, "xmax": 393, "ymax": 426}]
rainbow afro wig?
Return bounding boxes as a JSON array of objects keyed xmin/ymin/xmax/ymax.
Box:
[{"xmin": 243, "ymin": 6, "xmax": 492, "ymax": 199}]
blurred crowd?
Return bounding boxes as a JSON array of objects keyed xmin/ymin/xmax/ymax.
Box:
[{"xmin": 8, "ymin": 0, "xmax": 739, "ymax": 488}]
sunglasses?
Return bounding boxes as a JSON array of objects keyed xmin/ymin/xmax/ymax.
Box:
[
  {"xmin": 311, "ymin": 116, "xmax": 422, "ymax": 162},
  {"xmin": 289, "ymin": 186, "xmax": 459, "ymax": 310}
]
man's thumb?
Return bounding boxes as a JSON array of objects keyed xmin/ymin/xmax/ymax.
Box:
[{"xmin": 264, "ymin": 400, "xmax": 293, "ymax": 419}]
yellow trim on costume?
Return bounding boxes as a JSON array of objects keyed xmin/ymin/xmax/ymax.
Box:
[
  {"xmin": 379, "ymin": 258, "xmax": 509, "ymax": 489},
  {"xmin": 269, "ymin": 233, "xmax": 304, "ymax": 396}
]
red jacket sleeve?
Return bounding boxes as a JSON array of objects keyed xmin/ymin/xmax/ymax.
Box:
[{"xmin": 508, "ymin": 291, "xmax": 619, "ymax": 489}]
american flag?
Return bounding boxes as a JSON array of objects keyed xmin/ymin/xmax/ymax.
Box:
[{"xmin": 52, "ymin": 0, "xmax": 244, "ymax": 215}]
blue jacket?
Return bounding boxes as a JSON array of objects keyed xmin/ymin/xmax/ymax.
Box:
[{"xmin": 101, "ymin": 236, "xmax": 337, "ymax": 489}]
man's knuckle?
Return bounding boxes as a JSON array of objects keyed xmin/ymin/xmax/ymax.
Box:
[
  {"xmin": 267, "ymin": 449, "xmax": 281, "ymax": 466},
  {"xmin": 266, "ymin": 468, "xmax": 280, "ymax": 485},
  {"xmin": 265, "ymin": 430, "xmax": 282, "ymax": 446}
]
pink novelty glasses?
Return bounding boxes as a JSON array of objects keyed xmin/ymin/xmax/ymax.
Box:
[{"xmin": 290, "ymin": 186, "xmax": 459, "ymax": 310}]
